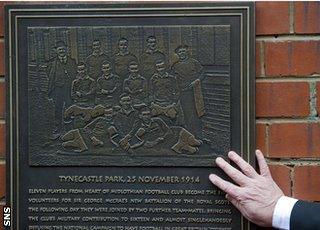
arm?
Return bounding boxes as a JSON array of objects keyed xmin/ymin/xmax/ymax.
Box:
[
  {"xmin": 109, "ymin": 75, "xmax": 120, "ymax": 93},
  {"xmin": 71, "ymin": 80, "xmax": 77, "ymax": 99},
  {"xmin": 96, "ymin": 79, "xmax": 102, "ymax": 95},
  {"xmin": 47, "ymin": 61, "xmax": 55, "ymax": 98},
  {"xmin": 149, "ymin": 77, "xmax": 155, "ymax": 102},
  {"xmin": 290, "ymin": 200, "xmax": 320, "ymax": 230},
  {"xmin": 123, "ymin": 79, "xmax": 133, "ymax": 94},
  {"xmin": 88, "ymin": 79, "xmax": 95, "ymax": 95},
  {"xmin": 157, "ymin": 118, "xmax": 171, "ymax": 140}
]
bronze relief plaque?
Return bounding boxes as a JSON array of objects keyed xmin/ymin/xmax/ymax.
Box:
[{"xmin": 6, "ymin": 3, "xmax": 255, "ymax": 230}]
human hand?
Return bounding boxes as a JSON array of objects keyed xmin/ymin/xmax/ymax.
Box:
[{"xmin": 209, "ymin": 150, "xmax": 284, "ymax": 227}]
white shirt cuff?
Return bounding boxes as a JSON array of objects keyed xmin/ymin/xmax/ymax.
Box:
[{"xmin": 272, "ymin": 196, "xmax": 298, "ymax": 230}]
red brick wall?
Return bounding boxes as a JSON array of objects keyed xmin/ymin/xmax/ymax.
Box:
[
  {"xmin": 0, "ymin": 1, "xmax": 320, "ymax": 228},
  {"xmin": 256, "ymin": 1, "xmax": 320, "ymax": 201}
]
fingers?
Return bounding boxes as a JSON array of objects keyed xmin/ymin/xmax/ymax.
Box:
[
  {"xmin": 215, "ymin": 157, "xmax": 249, "ymax": 186},
  {"xmin": 209, "ymin": 174, "xmax": 241, "ymax": 198},
  {"xmin": 255, "ymin": 149, "xmax": 271, "ymax": 177},
  {"xmin": 228, "ymin": 151, "xmax": 258, "ymax": 178}
]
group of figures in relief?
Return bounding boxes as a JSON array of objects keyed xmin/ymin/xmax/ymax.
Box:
[{"xmin": 47, "ymin": 35, "xmax": 207, "ymax": 155}]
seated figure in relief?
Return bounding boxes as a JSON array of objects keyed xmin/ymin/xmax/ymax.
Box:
[
  {"xmin": 128, "ymin": 107, "xmax": 171, "ymax": 149},
  {"xmin": 96, "ymin": 60, "xmax": 120, "ymax": 107},
  {"xmin": 124, "ymin": 107, "xmax": 203, "ymax": 154},
  {"xmin": 61, "ymin": 107, "xmax": 115, "ymax": 152},
  {"xmin": 123, "ymin": 61, "xmax": 148, "ymax": 105},
  {"xmin": 68, "ymin": 62, "xmax": 96, "ymax": 129},
  {"xmin": 149, "ymin": 60, "xmax": 184, "ymax": 126},
  {"xmin": 71, "ymin": 62, "xmax": 95, "ymax": 107}
]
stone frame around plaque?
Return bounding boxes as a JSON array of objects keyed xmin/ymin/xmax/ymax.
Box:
[{"xmin": 6, "ymin": 3, "xmax": 255, "ymax": 230}]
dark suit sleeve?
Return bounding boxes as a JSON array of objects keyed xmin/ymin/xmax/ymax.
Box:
[{"xmin": 290, "ymin": 200, "xmax": 320, "ymax": 230}]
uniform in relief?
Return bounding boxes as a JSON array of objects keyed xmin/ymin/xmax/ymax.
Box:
[{"xmin": 28, "ymin": 25, "xmax": 231, "ymax": 166}]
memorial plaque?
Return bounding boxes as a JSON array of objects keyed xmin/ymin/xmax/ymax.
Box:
[{"xmin": 6, "ymin": 3, "xmax": 255, "ymax": 230}]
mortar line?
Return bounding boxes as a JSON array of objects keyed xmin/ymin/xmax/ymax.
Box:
[
  {"xmin": 266, "ymin": 159, "xmax": 320, "ymax": 165},
  {"xmin": 289, "ymin": 166, "xmax": 294, "ymax": 197},
  {"xmin": 265, "ymin": 123, "xmax": 270, "ymax": 157},
  {"xmin": 260, "ymin": 41, "xmax": 266, "ymax": 77},
  {"xmin": 256, "ymin": 118, "xmax": 320, "ymax": 123},
  {"xmin": 289, "ymin": 1, "xmax": 295, "ymax": 34},
  {"xmin": 309, "ymin": 81, "xmax": 317, "ymax": 117},
  {"xmin": 256, "ymin": 35, "xmax": 320, "ymax": 42},
  {"xmin": 256, "ymin": 77, "xmax": 320, "ymax": 82}
]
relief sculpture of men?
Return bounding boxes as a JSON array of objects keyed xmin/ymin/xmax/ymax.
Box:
[
  {"xmin": 29, "ymin": 25, "xmax": 232, "ymax": 166},
  {"xmin": 171, "ymin": 45, "xmax": 205, "ymax": 138},
  {"xmin": 47, "ymin": 41, "xmax": 77, "ymax": 138}
]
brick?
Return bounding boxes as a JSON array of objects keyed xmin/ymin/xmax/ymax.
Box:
[
  {"xmin": 269, "ymin": 164, "xmax": 291, "ymax": 196},
  {"xmin": 269, "ymin": 123, "xmax": 320, "ymax": 158},
  {"xmin": 0, "ymin": 2, "xmax": 5, "ymax": 37},
  {"xmin": 0, "ymin": 123, "xmax": 4, "ymax": 156},
  {"xmin": 256, "ymin": 123, "xmax": 267, "ymax": 154},
  {"xmin": 265, "ymin": 41, "xmax": 320, "ymax": 76},
  {"xmin": 0, "ymin": 82, "xmax": 4, "ymax": 118},
  {"xmin": 0, "ymin": 164, "xmax": 5, "ymax": 199},
  {"xmin": 293, "ymin": 165, "xmax": 320, "ymax": 201},
  {"xmin": 256, "ymin": 42, "xmax": 261, "ymax": 77},
  {"xmin": 0, "ymin": 41, "xmax": 3, "ymax": 76},
  {"xmin": 294, "ymin": 2, "xmax": 320, "ymax": 34},
  {"xmin": 0, "ymin": 1, "xmax": 17, "ymax": 37},
  {"xmin": 256, "ymin": 82, "xmax": 309, "ymax": 117},
  {"xmin": 256, "ymin": 2, "xmax": 290, "ymax": 35}
]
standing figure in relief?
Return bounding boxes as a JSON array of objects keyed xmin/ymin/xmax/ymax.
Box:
[
  {"xmin": 114, "ymin": 38, "xmax": 138, "ymax": 89},
  {"xmin": 123, "ymin": 61, "xmax": 148, "ymax": 105},
  {"xmin": 47, "ymin": 41, "xmax": 77, "ymax": 138},
  {"xmin": 140, "ymin": 36, "xmax": 166, "ymax": 82},
  {"xmin": 96, "ymin": 61, "xmax": 120, "ymax": 108},
  {"xmin": 85, "ymin": 40, "xmax": 109, "ymax": 80},
  {"xmin": 171, "ymin": 45, "xmax": 205, "ymax": 138}
]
